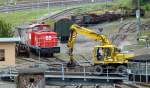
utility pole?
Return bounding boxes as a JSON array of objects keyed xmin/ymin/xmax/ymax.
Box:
[
  {"xmin": 48, "ymin": 0, "xmax": 50, "ymax": 13},
  {"xmin": 36, "ymin": 0, "xmax": 40, "ymax": 21},
  {"xmin": 91, "ymin": 0, "xmax": 94, "ymax": 3},
  {"xmin": 136, "ymin": 0, "xmax": 141, "ymax": 36},
  {"xmin": 32, "ymin": 0, "xmax": 34, "ymax": 11},
  {"xmin": 105, "ymin": 0, "xmax": 108, "ymax": 8}
]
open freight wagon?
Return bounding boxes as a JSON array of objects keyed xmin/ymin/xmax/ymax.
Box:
[{"xmin": 16, "ymin": 24, "xmax": 60, "ymax": 57}]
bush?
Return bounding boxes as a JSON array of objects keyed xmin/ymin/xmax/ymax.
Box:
[
  {"xmin": 0, "ymin": 19, "xmax": 14, "ymax": 37},
  {"xmin": 144, "ymin": 4, "xmax": 150, "ymax": 11}
]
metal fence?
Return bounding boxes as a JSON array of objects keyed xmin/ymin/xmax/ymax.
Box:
[
  {"xmin": 128, "ymin": 61, "xmax": 150, "ymax": 83},
  {"xmin": 0, "ymin": 61, "xmax": 149, "ymax": 86}
]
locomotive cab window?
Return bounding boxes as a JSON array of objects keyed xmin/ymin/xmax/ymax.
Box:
[
  {"xmin": 0, "ymin": 49, "xmax": 5, "ymax": 61},
  {"xmin": 43, "ymin": 27, "xmax": 49, "ymax": 31}
]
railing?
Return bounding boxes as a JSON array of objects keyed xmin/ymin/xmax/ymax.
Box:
[
  {"xmin": 128, "ymin": 62, "xmax": 150, "ymax": 83},
  {"xmin": 0, "ymin": 63, "xmax": 127, "ymax": 81},
  {"xmin": 46, "ymin": 63, "xmax": 128, "ymax": 82},
  {"xmin": 5, "ymin": 59, "xmax": 150, "ymax": 86}
]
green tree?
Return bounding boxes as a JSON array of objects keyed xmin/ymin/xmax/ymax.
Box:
[
  {"xmin": 141, "ymin": 0, "xmax": 150, "ymax": 5},
  {"xmin": 132, "ymin": 0, "xmax": 150, "ymax": 7},
  {"xmin": 0, "ymin": 19, "xmax": 14, "ymax": 37}
]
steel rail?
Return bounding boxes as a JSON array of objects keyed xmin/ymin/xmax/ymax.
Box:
[{"xmin": 0, "ymin": 0, "xmax": 108, "ymax": 12}]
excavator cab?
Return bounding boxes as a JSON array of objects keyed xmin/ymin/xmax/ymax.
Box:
[{"xmin": 93, "ymin": 45, "xmax": 114, "ymax": 64}]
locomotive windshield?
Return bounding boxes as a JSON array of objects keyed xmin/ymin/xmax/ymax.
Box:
[{"xmin": 32, "ymin": 26, "xmax": 49, "ymax": 31}]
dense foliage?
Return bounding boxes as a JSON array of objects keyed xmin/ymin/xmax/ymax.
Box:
[
  {"xmin": 140, "ymin": 0, "xmax": 150, "ymax": 5},
  {"xmin": 141, "ymin": 0, "xmax": 150, "ymax": 11},
  {"xmin": 132, "ymin": 0, "xmax": 150, "ymax": 10},
  {"xmin": 132, "ymin": 0, "xmax": 149, "ymax": 7},
  {"xmin": 0, "ymin": 19, "xmax": 14, "ymax": 37}
]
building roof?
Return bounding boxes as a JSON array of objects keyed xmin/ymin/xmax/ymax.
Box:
[
  {"xmin": 16, "ymin": 23, "xmax": 50, "ymax": 29},
  {"xmin": 16, "ymin": 24, "xmax": 31, "ymax": 29},
  {"xmin": 18, "ymin": 67, "xmax": 47, "ymax": 74},
  {"xmin": 0, "ymin": 37, "xmax": 21, "ymax": 42}
]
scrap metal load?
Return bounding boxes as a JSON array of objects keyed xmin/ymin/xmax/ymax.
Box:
[
  {"xmin": 126, "ymin": 8, "xmax": 145, "ymax": 17},
  {"xmin": 71, "ymin": 8, "xmax": 145, "ymax": 26},
  {"xmin": 71, "ymin": 10, "xmax": 122, "ymax": 26},
  {"xmin": 16, "ymin": 24, "xmax": 60, "ymax": 57}
]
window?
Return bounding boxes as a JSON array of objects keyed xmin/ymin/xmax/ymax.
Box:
[{"xmin": 0, "ymin": 49, "xmax": 5, "ymax": 61}]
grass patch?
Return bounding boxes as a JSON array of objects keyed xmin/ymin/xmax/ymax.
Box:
[
  {"xmin": 144, "ymin": 4, "xmax": 150, "ymax": 11},
  {"xmin": 0, "ymin": 0, "xmax": 6, "ymax": 5},
  {"xmin": 0, "ymin": 19, "xmax": 14, "ymax": 37},
  {"xmin": 0, "ymin": 7, "xmax": 65, "ymax": 25},
  {"xmin": 0, "ymin": 0, "xmax": 48, "ymax": 5},
  {"xmin": 124, "ymin": 45, "xmax": 145, "ymax": 51},
  {"xmin": 0, "ymin": 0, "xmax": 132, "ymax": 25},
  {"xmin": 140, "ymin": 30, "xmax": 150, "ymax": 36},
  {"xmin": 113, "ymin": 0, "xmax": 132, "ymax": 8}
]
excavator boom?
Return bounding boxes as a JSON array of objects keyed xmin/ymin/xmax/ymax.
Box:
[{"xmin": 67, "ymin": 24, "xmax": 112, "ymax": 49}]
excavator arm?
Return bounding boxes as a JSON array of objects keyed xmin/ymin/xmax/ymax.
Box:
[
  {"xmin": 67, "ymin": 24, "xmax": 112, "ymax": 49},
  {"xmin": 67, "ymin": 28, "xmax": 77, "ymax": 56}
]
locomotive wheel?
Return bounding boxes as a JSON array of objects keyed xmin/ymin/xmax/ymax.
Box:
[
  {"xmin": 49, "ymin": 53, "xmax": 54, "ymax": 57},
  {"xmin": 116, "ymin": 65, "xmax": 127, "ymax": 73},
  {"xmin": 26, "ymin": 52, "xmax": 30, "ymax": 58},
  {"xmin": 94, "ymin": 65, "xmax": 103, "ymax": 75},
  {"xmin": 26, "ymin": 47, "xmax": 30, "ymax": 58}
]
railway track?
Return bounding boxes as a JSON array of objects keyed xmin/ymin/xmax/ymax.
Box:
[
  {"xmin": 18, "ymin": 54, "xmax": 66, "ymax": 66},
  {"xmin": 37, "ymin": 6, "xmax": 81, "ymax": 23},
  {"xmin": 0, "ymin": 0, "xmax": 80, "ymax": 12},
  {"xmin": 136, "ymin": 83, "xmax": 150, "ymax": 88},
  {"xmin": 115, "ymin": 83, "xmax": 139, "ymax": 88},
  {"xmin": 0, "ymin": 0, "xmax": 109, "ymax": 12},
  {"xmin": 47, "ymin": 84, "xmax": 115, "ymax": 88},
  {"xmin": 111, "ymin": 22, "xmax": 137, "ymax": 46},
  {"xmin": 115, "ymin": 83, "xmax": 150, "ymax": 88},
  {"xmin": 112, "ymin": 21, "xmax": 150, "ymax": 47},
  {"xmin": 0, "ymin": 82, "xmax": 115, "ymax": 88},
  {"xmin": 0, "ymin": 82, "xmax": 149, "ymax": 88}
]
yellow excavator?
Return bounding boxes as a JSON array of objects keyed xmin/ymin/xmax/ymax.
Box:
[{"xmin": 67, "ymin": 24, "xmax": 135, "ymax": 73}]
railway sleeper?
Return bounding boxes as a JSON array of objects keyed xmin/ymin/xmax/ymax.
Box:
[
  {"xmin": 115, "ymin": 83, "xmax": 139, "ymax": 88},
  {"xmin": 136, "ymin": 83, "xmax": 150, "ymax": 88}
]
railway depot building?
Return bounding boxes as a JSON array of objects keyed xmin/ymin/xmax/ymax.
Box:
[{"xmin": 0, "ymin": 38, "xmax": 20, "ymax": 67}]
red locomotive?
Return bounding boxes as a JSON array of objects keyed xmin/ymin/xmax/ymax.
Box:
[{"xmin": 16, "ymin": 23, "xmax": 60, "ymax": 57}]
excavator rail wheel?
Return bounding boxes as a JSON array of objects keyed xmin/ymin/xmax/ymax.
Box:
[{"xmin": 93, "ymin": 65, "xmax": 103, "ymax": 75}]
